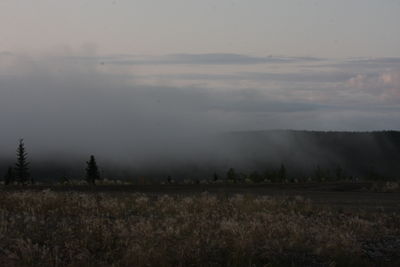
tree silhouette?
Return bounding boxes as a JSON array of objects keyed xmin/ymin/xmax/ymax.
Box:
[
  {"xmin": 167, "ymin": 176, "xmax": 172, "ymax": 184},
  {"xmin": 278, "ymin": 164, "xmax": 286, "ymax": 182},
  {"xmin": 335, "ymin": 165, "xmax": 345, "ymax": 180},
  {"xmin": 86, "ymin": 155, "xmax": 100, "ymax": 185},
  {"xmin": 4, "ymin": 166, "xmax": 14, "ymax": 185},
  {"xmin": 227, "ymin": 168, "xmax": 237, "ymax": 183},
  {"xmin": 213, "ymin": 172, "xmax": 219, "ymax": 182},
  {"xmin": 249, "ymin": 171, "xmax": 263, "ymax": 183},
  {"xmin": 314, "ymin": 165, "xmax": 325, "ymax": 182},
  {"xmin": 15, "ymin": 139, "xmax": 30, "ymax": 185}
]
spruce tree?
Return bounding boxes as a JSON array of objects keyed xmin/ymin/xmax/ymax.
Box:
[
  {"xmin": 314, "ymin": 165, "xmax": 325, "ymax": 182},
  {"xmin": 213, "ymin": 172, "xmax": 219, "ymax": 182},
  {"xmin": 335, "ymin": 165, "xmax": 345, "ymax": 180},
  {"xmin": 15, "ymin": 139, "xmax": 30, "ymax": 185},
  {"xmin": 250, "ymin": 171, "xmax": 263, "ymax": 183},
  {"xmin": 227, "ymin": 168, "xmax": 237, "ymax": 183},
  {"xmin": 278, "ymin": 164, "xmax": 286, "ymax": 182},
  {"xmin": 86, "ymin": 155, "xmax": 100, "ymax": 185},
  {"xmin": 167, "ymin": 176, "xmax": 172, "ymax": 184}
]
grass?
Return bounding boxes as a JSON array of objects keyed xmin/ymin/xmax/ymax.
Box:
[{"xmin": 0, "ymin": 189, "xmax": 399, "ymax": 266}]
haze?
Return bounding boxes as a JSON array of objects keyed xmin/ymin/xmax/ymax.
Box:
[{"xmin": 0, "ymin": 0, "xmax": 400, "ymax": 162}]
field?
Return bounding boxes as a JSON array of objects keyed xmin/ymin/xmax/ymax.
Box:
[{"xmin": 0, "ymin": 183, "xmax": 399, "ymax": 266}]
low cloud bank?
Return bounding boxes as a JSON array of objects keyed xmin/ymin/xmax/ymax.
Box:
[{"xmin": 0, "ymin": 51, "xmax": 400, "ymax": 179}]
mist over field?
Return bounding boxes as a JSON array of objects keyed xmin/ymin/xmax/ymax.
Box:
[
  {"xmin": 2, "ymin": 2, "xmax": 400, "ymax": 266},
  {"xmin": 0, "ymin": 51, "xmax": 399, "ymax": 180}
]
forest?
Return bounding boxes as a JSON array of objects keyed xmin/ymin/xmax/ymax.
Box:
[{"xmin": 1, "ymin": 130, "xmax": 400, "ymax": 185}]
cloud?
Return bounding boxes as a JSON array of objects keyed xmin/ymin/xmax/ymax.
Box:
[
  {"xmin": 347, "ymin": 74, "xmax": 378, "ymax": 90},
  {"xmin": 150, "ymin": 71, "xmax": 354, "ymax": 83},
  {"xmin": 1, "ymin": 52, "xmax": 326, "ymax": 162},
  {"xmin": 0, "ymin": 51, "xmax": 14, "ymax": 57},
  {"xmin": 1, "ymin": 51, "xmax": 400, "ymax": 164},
  {"xmin": 321, "ymin": 57, "xmax": 400, "ymax": 71},
  {"xmin": 346, "ymin": 70, "xmax": 400, "ymax": 101},
  {"xmin": 350, "ymin": 57, "xmax": 400, "ymax": 65},
  {"xmin": 379, "ymin": 70, "xmax": 400, "ymax": 100},
  {"xmin": 71, "ymin": 53, "xmax": 323, "ymax": 66}
]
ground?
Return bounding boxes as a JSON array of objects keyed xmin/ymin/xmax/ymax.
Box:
[{"xmin": 0, "ymin": 182, "xmax": 399, "ymax": 266}]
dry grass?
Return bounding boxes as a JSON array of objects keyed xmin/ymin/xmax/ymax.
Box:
[{"xmin": 0, "ymin": 190, "xmax": 399, "ymax": 266}]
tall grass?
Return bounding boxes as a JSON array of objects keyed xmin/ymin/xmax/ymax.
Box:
[{"xmin": 0, "ymin": 190, "xmax": 398, "ymax": 266}]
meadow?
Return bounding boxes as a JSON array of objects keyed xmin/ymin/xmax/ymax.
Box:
[{"xmin": 0, "ymin": 185, "xmax": 399, "ymax": 266}]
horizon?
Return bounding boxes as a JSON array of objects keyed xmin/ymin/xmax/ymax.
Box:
[{"xmin": 1, "ymin": 1, "xmax": 400, "ymax": 159}]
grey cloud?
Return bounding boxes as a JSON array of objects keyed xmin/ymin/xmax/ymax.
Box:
[
  {"xmin": 320, "ymin": 57, "xmax": 400, "ymax": 71},
  {"xmin": 149, "ymin": 71, "xmax": 354, "ymax": 83},
  {"xmin": 349, "ymin": 57, "xmax": 400, "ymax": 64},
  {"xmin": 1, "ymin": 53, "xmax": 310, "ymax": 162},
  {"xmin": 1, "ymin": 52, "xmax": 399, "ymax": 165},
  {"xmin": 69, "ymin": 53, "xmax": 323, "ymax": 65},
  {"xmin": 0, "ymin": 51, "xmax": 14, "ymax": 57},
  {"xmin": 209, "ymin": 99, "xmax": 329, "ymax": 113}
]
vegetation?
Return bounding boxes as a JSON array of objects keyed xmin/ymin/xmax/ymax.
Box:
[
  {"xmin": 227, "ymin": 168, "xmax": 237, "ymax": 183},
  {"xmin": 15, "ymin": 139, "xmax": 31, "ymax": 185},
  {"xmin": 0, "ymin": 135, "xmax": 398, "ymax": 266},
  {"xmin": 2, "ymin": 130, "xmax": 400, "ymax": 183},
  {"xmin": 0, "ymin": 191, "xmax": 398, "ymax": 266},
  {"xmin": 85, "ymin": 155, "xmax": 100, "ymax": 185}
]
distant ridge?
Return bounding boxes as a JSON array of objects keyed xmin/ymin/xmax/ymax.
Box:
[
  {"xmin": 229, "ymin": 129, "xmax": 400, "ymax": 134},
  {"xmin": 223, "ymin": 130, "xmax": 400, "ymax": 179}
]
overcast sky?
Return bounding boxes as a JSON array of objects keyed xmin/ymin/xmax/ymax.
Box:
[
  {"xmin": 1, "ymin": 0, "xmax": 400, "ymax": 57},
  {"xmin": 0, "ymin": 1, "xmax": 400, "ymax": 159}
]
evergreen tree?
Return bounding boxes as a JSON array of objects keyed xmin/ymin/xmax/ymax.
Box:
[
  {"xmin": 86, "ymin": 155, "xmax": 100, "ymax": 185},
  {"xmin": 314, "ymin": 165, "xmax": 327, "ymax": 182},
  {"xmin": 4, "ymin": 166, "xmax": 14, "ymax": 185},
  {"xmin": 335, "ymin": 165, "xmax": 345, "ymax": 180},
  {"xmin": 264, "ymin": 169, "xmax": 276, "ymax": 183},
  {"xmin": 278, "ymin": 164, "xmax": 286, "ymax": 182},
  {"xmin": 227, "ymin": 168, "xmax": 237, "ymax": 183},
  {"xmin": 249, "ymin": 171, "xmax": 263, "ymax": 183},
  {"xmin": 15, "ymin": 139, "xmax": 30, "ymax": 185},
  {"xmin": 167, "ymin": 176, "xmax": 172, "ymax": 184},
  {"xmin": 213, "ymin": 172, "xmax": 219, "ymax": 182}
]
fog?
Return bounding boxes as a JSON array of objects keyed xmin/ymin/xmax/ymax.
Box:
[
  {"xmin": 0, "ymin": 52, "xmax": 330, "ymax": 161},
  {"xmin": 1, "ymin": 51, "xmax": 400, "ymax": 179},
  {"xmin": 0, "ymin": 53, "xmax": 221, "ymax": 163}
]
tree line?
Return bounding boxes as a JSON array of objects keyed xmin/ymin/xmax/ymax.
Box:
[
  {"xmin": 2, "ymin": 138, "xmax": 393, "ymax": 185},
  {"xmin": 205, "ymin": 164, "xmax": 354, "ymax": 184},
  {"xmin": 3, "ymin": 139, "xmax": 100, "ymax": 185}
]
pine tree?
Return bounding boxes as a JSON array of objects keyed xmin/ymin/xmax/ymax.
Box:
[
  {"xmin": 314, "ymin": 165, "xmax": 325, "ymax": 182},
  {"xmin": 15, "ymin": 139, "xmax": 30, "ymax": 185},
  {"xmin": 213, "ymin": 172, "xmax": 219, "ymax": 182},
  {"xmin": 249, "ymin": 171, "xmax": 263, "ymax": 183},
  {"xmin": 227, "ymin": 168, "xmax": 237, "ymax": 183},
  {"xmin": 335, "ymin": 165, "xmax": 345, "ymax": 180},
  {"xmin": 278, "ymin": 164, "xmax": 286, "ymax": 182},
  {"xmin": 86, "ymin": 155, "xmax": 100, "ymax": 185}
]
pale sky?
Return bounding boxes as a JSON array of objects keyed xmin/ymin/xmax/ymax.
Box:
[{"xmin": 1, "ymin": 0, "xmax": 400, "ymax": 57}]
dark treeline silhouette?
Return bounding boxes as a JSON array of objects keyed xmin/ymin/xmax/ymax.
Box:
[
  {"xmin": 86, "ymin": 155, "xmax": 100, "ymax": 185},
  {"xmin": 1, "ymin": 139, "xmax": 103, "ymax": 185},
  {"xmin": 1, "ymin": 130, "xmax": 400, "ymax": 184},
  {"xmin": 223, "ymin": 130, "xmax": 400, "ymax": 180}
]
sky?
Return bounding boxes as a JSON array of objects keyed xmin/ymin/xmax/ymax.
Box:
[
  {"xmin": 0, "ymin": 1, "xmax": 400, "ymax": 159},
  {"xmin": 1, "ymin": 0, "xmax": 400, "ymax": 57}
]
